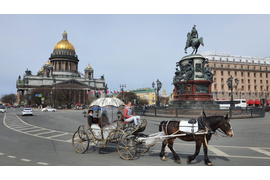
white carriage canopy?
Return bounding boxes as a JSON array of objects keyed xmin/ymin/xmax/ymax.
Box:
[
  {"xmin": 89, "ymin": 97, "xmax": 125, "ymax": 108},
  {"xmin": 89, "ymin": 98, "xmax": 125, "ymax": 128}
]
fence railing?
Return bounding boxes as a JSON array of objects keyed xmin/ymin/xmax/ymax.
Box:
[{"xmin": 134, "ymin": 107, "xmax": 265, "ymax": 119}]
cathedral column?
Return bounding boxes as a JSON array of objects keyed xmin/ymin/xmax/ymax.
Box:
[
  {"xmin": 79, "ymin": 90, "xmax": 81, "ymax": 104},
  {"xmin": 83, "ymin": 90, "xmax": 86, "ymax": 104},
  {"xmin": 17, "ymin": 90, "xmax": 20, "ymax": 103}
]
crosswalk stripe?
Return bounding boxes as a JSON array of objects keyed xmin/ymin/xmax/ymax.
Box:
[
  {"xmin": 249, "ymin": 147, "xmax": 270, "ymax": 157},
  {"xmin": 208, "ymin": 145, "xmax": 229, "ymax": 156},
  {"xmin": 37, "ymin": 162, "xmax": 49, "ymax": 165},
  {"xmin": 8, "ymin": 156, "xmax": 16, "ymax": 158},
  {"xmin": 21, "ymin": 159, "xmax": 31, "ymax": 162}
]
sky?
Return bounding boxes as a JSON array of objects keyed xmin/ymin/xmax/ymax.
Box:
[{"xmin": 1, "ymin": 1, "xmax": 270, "ymax": 98}]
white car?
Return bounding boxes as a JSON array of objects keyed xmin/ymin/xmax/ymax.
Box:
[
  {"xmin": 42, "ymin": 107, "xmax": 57, "ymax": 112},
  {"xmin": 22, "ymin": 108, "xmax": 33, "ymax": 116},
  {"xmin": 0, "ymin": 107, "xmax": 6, "ymax": 113}
]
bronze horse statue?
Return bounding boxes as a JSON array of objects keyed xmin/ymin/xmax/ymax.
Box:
[
  {"xmin": 184, "ymin": 37, "xmax": 204, "ymax": 55},
  {"xmin": 158, "ymin": 114, "xmax": 233, "ymax": 165}
]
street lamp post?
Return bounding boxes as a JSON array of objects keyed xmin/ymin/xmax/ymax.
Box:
[
  {"xmin": 152, "ymin": 79, "xmax": 162, "ymax": 107},
  {"xmin": 105, "ymin": 83, "xmax": 108, "ymax": 97},
  {"xmin": 226, "ymin": 76, "xmax": 239, "ymax": 118},
  {"xmin": 53, "ymin": 78, "xmax": 56, "ymax": 108},
  {"xmin": 120, "ymin": 84, "xmax": 126, "ymax": 102}
]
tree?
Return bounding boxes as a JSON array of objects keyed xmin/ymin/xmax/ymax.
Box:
[
  {"xmin": 137, "ymin": 98, "xmax": 149, "ymax": 106},
  {"xmin": 1, "ymin": 93, "xmax": 17, "ymax": 104},
  {"xmin": 117, "ymin": 92, "xmax": 137, "ymax": 104},
  {"xmin": 160, "ymin": 96, "xmax": 169, "ymax": 106}
]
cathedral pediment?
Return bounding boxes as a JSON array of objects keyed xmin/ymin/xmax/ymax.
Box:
[{"xmin": 57, "ymin": 79, "xmax": 88, "ymax": 87}]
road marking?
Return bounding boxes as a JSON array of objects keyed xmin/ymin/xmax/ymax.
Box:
[
  {"xmin": 21, "ymin": 159, "xmax": 31, "ymax": 162},
  {"xmin": 208, "ymin": 145, "xmax": 229, "ymax": 156},
  {"xmin": 3, "ymin": 113, "xmax": 73, "ymax": 143},
  {"xmin": 8, "ymin": 156, "xmax": 16, "ymax": 159},
  {"xmin": 37, "ymin": 162, "xmax": 49, "ymax": 165},
  {"xmin": 249, "ymin": 147, "xmax": 270, "ymax": 157},
  {"xmin": 15, "ymin": 127, "xmax": 38, "ymax": 131},
  {"xmin": 47, "ymin": 133, "xmax": 69, "ymax": 138},
  {"xmin": 35, "ymin": 131, "xmax": 55, "ymax": 136},
  {"xmin": 0, "ymin": 152, "xmax": 4, "ymax": 155}
]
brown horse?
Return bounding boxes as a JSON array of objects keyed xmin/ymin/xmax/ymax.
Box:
[{"xmin": 159, "ymin": 114, "xmax": 233, "ymax": 165}]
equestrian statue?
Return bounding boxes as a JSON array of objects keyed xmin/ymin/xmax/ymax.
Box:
[{"xmin": 184, "ymin": 25, "xmax": 204, "ymax": 55}]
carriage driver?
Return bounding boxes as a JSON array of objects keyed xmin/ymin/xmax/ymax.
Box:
[
  {"xmin": 87, "ymin": 110, "xmax": 97, "ymax": 127},
  {"xmin": 124, "ymin": 102, "xmax": 141, "ymax": 127}
]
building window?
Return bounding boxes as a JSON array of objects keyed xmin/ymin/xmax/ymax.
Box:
[
  {"xmin": 248, "ymin": 66, "xmax": 249, "ymax": 69},
  {"xmin": 241, "ymin": 79, "xmax": 244, "ymax": 84},
  {"xmin": 221, "ymin": 78, "xmax": 224, "ymax": 83},
  {"xmin": 254, "ymin": 73, "xmax": 256, "ymax": 77},
  {"xmin": 254, "ymin": 66, "xmax": 256, "ymax": 69},
  {"xmin": 260, "ymin": 80, "xmax": 262, "ymax": 84},
  {"xmin": 266, "ymin": 73, "xmax": 268, "ymax": 78},
  {"xmin": 242, "ymin": 86, "xmax": 244, "ymax": 91},
  {"xmin": 261, "ymin": 86, "xmax": 263, "ymax": 91},
  {"xmin": 248, "ymin": 79, "xmax": 250, "ymax": 84},
  {"xmin": 214, "ymin": 78, "xmax": 216, "ymax": 82},
  {"xmin": 248, "ymin": 72, "xmax": 250, "ymax": 77},
  {"xmin": 234, "ymin": 65, "xmax": 236, "ymax": 68},
  {"xmin": 228, "ymin": 65, "xmax": 230, "ymax": 68},
  {"xmin": 228, "ymin": 71, "xmax": 230, "ymax": 76},
  {"xmin": 235, "ymin": 72, "xmax": 237, "ymax": 76},
  {"xmin": 221, "ymin": 71, "xmax": 223, "ymax": 76},
  {"xmin": 214, "ymin": 64, "xmax": 216, "ymax": 67},
  {"xmin": 241, "ymin": 72, "xmax": 243, "ymax": 77},
  {"xmin": 254, "ymin": 80, "xmax": 256, "ymax": 84},
  {"xmin": 221, "ymin": 85, "xmax": 224, "ymax": 90},
  {"xmin": 214, "ymin": 71, "xmax": 216, "ymax": 75},
  {"xmin": 241, "ymin": 66, "xmax": 243, "ymax": 69},
  {"xmin": 267, "ymin": 80, "xmax": 268, "ymax": 84},
  {"xmin": 214, "ymin": 84, "xmax": 217, "ymax": 90},
  {"xmin": 248, "ymin": 86, "xmax": 251, "ymax": 91},
  {"xmin": 255, "ymin": 86, "xmax": 257, "ymax": 91},
  {"xmin": 260, "ymin": 73, "xmax": 262, "ymax": 78},
  {"xmin": 221, "ymin": 64, "xmax": 223, "ymax": 68}
]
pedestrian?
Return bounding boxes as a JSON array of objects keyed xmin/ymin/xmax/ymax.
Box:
[
  {"xmin": 124, "ymin": 101, "xmax": 141, "ymax": 127},
  {"xmin": 143, "ymin": 104, "xmax": 146, "ymax": 116}
]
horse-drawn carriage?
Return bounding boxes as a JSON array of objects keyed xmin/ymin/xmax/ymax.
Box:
[
  {"xmin": 72, "ymin": 97, "xmax": 234, "ymax": 165},
  {"xmin": 72, "ymin": 97, "xmax": 149, "ymax": 160}
]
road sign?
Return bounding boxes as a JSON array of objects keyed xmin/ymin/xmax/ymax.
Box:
[
  {"xmin": 38, "ymin": 94, "xmax": 42, "ymax": 97},
  {"xmin": 41, "ymin": 100, "xmax": 44, "ymax": 104},
  {"xmin": 41, "ymin": 97, "xmax": 45, "ymax": 101},
  {"xmin": 35, "ymin": 94, "xmax": 38, "ymax": 97}
]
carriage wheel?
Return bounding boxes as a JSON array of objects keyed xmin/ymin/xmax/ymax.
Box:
[
  {"xmin": 72, "ymin": 130, "xmax": 89, "ymax": 154},
  {"xmin": 117, "ymin": 137, "xmax": 136, "ymax": 160}
]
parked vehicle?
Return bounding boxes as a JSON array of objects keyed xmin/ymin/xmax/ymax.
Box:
[
  {"xmin": 215, "ymin": 99, "xmax": 247, "ymax": 109},
  {"xmin": 0, "ymin": 106, "xmax": 6, "ymax": 113},
  {"xmin": 42, "ymin": 107, "xmax": 57, "ymax": 112}
]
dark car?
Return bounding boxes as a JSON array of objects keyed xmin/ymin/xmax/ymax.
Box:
[{"xmin": 264, "ymin": 106, "xmax": 270, "ymax": 112}]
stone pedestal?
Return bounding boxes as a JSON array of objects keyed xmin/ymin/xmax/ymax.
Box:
[{"xmin": 171, "ymin": 54, "xmax": 219, "ymax": 109}]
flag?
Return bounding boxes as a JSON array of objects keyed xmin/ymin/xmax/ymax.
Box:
[
  {"xmin": 114, "ymin": 90, "xmax": 116, "ymax": 94},
  {"xmin": 99, "ymin": 90, "xmax": 101, "ymax": 94},
  {"xmin": 87, "ymin": 90, "xmax": 89, "ymax": 94},
  {"xmin": 111, "ymin": 91, "xmax": 113, "ymax": 94},
  {"xmin": 91, "ymin": 90, "xmax": 93, "ymax": 94},
  {"xmin": 95, "ymin": 90, "xmax": 97, "ymax": 93},
  {"xmin": 117, "ymin": 91, "xmax": 119, "ymax": 93},
  {"xmin": 103, "ymin": 90, "xmax": 105, "ymax": 93},
  {"xmin": 107, "ymin": 90, "xmax": 109, "ymax": 94},
  {"xmin": 122, "ymin": 90, "xmax": 125, "ymax": 94}
]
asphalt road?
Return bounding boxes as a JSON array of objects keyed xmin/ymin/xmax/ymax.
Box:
[{"xmin": 1, "ymin": 107, "xmax": 270, "ymax": 167}]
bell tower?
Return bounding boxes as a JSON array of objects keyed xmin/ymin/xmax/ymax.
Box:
[{"xmin": 84, "ymin": 64, "xmax": 94, "ymax": 80}]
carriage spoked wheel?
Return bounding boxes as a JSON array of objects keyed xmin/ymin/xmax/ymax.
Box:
[
  {"xmin": 72, "ymin": 130, "xmax": 89, "ymax": 154},
  {"xmin": 117, "ymin": 137, "xmax": 136, "ymax": 160}
]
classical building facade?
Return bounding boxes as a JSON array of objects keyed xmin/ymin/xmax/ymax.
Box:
[
  {"xmin": 202, "ymin": 51, "xmax": 270, "ymax": 102},
  {"xmin": 16, "ymin": 31, "xmax": 106, "ymax": 105},
  {"xmin": 128, "ymin": 88, "xmax": 157, "ymax": 105}
]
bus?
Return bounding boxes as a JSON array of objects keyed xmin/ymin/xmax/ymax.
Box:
[{"xmin": 215, "ymin": 99, "xmax": 247, "ymax": 109}]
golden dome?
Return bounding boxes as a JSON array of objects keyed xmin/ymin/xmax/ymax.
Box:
[
  {"xmin": 45, "ymin": 60, "xmax": 51, "ymax": 65},
  {"xmin": 53, "ymin": 31, "xmax": 75, "ymax": 51},
  {"xmin": 86, "ymin": 64, "xmax": 92, "ymax": 69},
  {"xmin": 39, "ymin": 67, "xmax": 43, "ymax": 72}
]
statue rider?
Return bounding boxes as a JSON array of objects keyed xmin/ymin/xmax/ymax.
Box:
[{"xmin": 185, "ymin": 25, "xmax": 198, "ymax": 54}]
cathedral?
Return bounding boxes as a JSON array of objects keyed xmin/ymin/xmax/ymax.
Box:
[{"xmin": 16, "ymin": 31, "xmax": 106, "ymax": 105}]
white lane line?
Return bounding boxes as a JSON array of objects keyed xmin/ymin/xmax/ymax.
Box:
[
  {"xmin": 21, "ymin": 159, "xmax": 31, "ymax": 162},
  {"xmin": 37, "ymin": 162, "xmax": 49, "ymax": 165},
  {"xmin": 24, "ymin": 129, "xmax": 45, "ymax": 133},
  {"xmin": 208, "ymin": 145, "xmax": 229, "ymax": 156},
  {"xmin": 35, "ymin": 131, "xmax": 55, "ymax": 136},
  {"xmin": 15, "ymin": 127, "xmax": 38, "ymax": 131},
  {"xmin": 7, "ymin": 156, "xmax": 16, "ymax": 159},
  {"xmin": 47, "ymin": 133, "xmax": 69, "ymax": 138},
  {"xmin": 249, "ymin": 147, "xmax": 270, "ymax": 157},
  {"xmin": 0, "ymin": 152, "xmax": 4, "ymax": 155}
]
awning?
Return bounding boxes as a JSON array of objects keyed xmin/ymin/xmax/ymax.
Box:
[
  {"xmin": 247, "ymin": 99, "xmax": 254, "ymax": 105},
  {"xmin": 222, "ymin": 99, "xmax": 226, "ymax": 100},
  {"xmin": 255, "ymin": 99, "xmax": 260, "ymax": 105}
]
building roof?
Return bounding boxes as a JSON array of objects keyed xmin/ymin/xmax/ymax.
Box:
[
  {"xmin": 202, "ymin": 51, "xmax": 270, "ymax": 65},
  {"xmin": 129, "ymin": 88, "xmax": 155, "ymax": 94}
]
